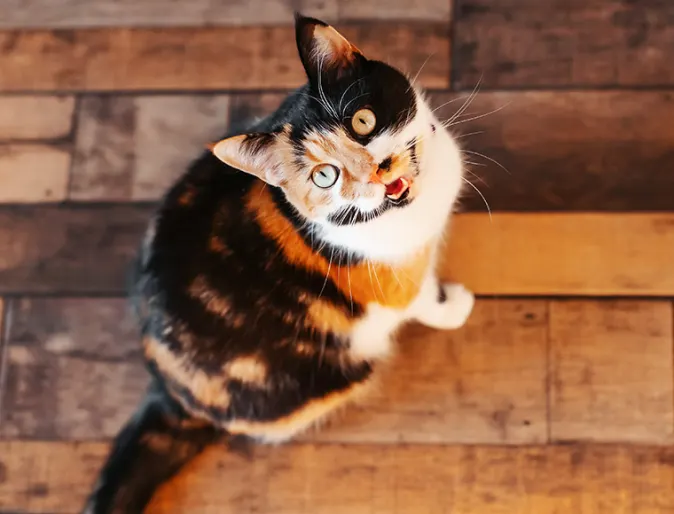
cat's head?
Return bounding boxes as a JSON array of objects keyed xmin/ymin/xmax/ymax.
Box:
[{"xmin": 212, "ymin": 14, "xmax": 463, "ymax": 260}]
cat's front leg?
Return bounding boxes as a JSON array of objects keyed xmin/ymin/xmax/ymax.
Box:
[{"xmin": 408, "ymin": 273, "xmax": 475, "ymax": 330}]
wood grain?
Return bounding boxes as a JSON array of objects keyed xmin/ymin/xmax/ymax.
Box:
[
  {"xmin": 442, "ymin": 213, "xmax": 674, "ymax": 296},
  {"xmin": 1, "ymin": 210, "xmax": 672, "ymax": 296},
  {"xmin": 0, "ymin": 205, "xmax": 152, "ymax": 294},
  {"xmin": 432, "ymin": 91, "xmax": 674, "ymax": 211},
  {"xmin": 0, "ymin": 0, "xmax": 336, "ymax": 29},
  {"xmin": 0, "ymin": 298, "xmax": 147, "ymax": 439},
  {"xmin": 549, "ymin": 300, "xmax": 674, "ymax": 444},
  {"xmin": 1, "ymin": 441, "xmax": 674, "ymax": 513},
  {"xmin": 337, "ymin": 0, "xmax": 451, "ymax": 21},
  {"xmin": 0, "ymin": 144, "xmax": 71, "ymax": 203},
  {"xmin": 0, "ymin": 96, "xmax": 74, "ymax": 141},
  {"xmin": 70, "ymin": 95, "xmax": 231, "ymax": 201},
  {"xmin": 0, "ymin": 24, "xmax": 449, "ymax": 92},
  {"xmin": 310, "ymin": 300, "xmax": 547, "ymax": 444},
  {"xmin": 453, "ymin": 0, "xmax": 674, "ymax": 88}
]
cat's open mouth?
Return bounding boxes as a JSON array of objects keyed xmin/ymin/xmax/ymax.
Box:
[{"xmin": 385, "ymin": 177, "xmax": 410, "ymax": 201}]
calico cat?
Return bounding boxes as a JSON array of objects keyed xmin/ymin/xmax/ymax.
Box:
[{"xmin": 83, "ymin": 13, "xmax": 474, "ymax": 513}]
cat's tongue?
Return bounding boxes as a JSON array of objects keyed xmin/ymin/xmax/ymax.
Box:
[{"xmin": 385, "ymin": 177, "xmax": 410, "ymax": 200}]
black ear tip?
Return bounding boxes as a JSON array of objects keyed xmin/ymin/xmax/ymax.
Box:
[{"xmin": 294, "ymin": 12, "xmax": 328, "ymax": 29}]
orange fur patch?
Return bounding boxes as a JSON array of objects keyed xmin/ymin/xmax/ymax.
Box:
[
  {"xmin": 306, "ymin": 298, "xmax": 354, "ymax": 333},
  {"xmin": 188, "ymin": 274, "xmax": 245, "ymax": 328},
  {"xmin": 225, "ymin": 379, "xmax": 370, "ymax": 442},
  {"xmin": 225, "ymin": 356, "xmax": 268, "ymax": 385},
  {"xmin": 247, "ymin": 183, "xmax": 431, "ymax": 309}
]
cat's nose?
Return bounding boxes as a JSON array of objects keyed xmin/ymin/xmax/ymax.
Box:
[{"xmin": 368, "ymin": 169, "xmax": 383, "ymax": 184}]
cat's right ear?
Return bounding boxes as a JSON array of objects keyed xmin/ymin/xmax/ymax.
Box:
[
  {"xmin": 210, "ymin": 133, "xmax": 285, "ymax": 186},
  {"xmin": 294, "ymin": 13, "xmax": 366, "ymax": 84}
]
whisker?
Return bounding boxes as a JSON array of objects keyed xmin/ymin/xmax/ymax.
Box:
[
  {"xmin": 407, "ymin": 53, "xmax": 435, "ymax": 92},
  {"xmin": 461, "ymin": 176, "xmax": 492, "ymax": 222},
  {"xmin": 338, "ymin": 77, "xmax": 365, "ymax": 115},
  {"xmin": 463, "ymin": 149, "xmax": 511, "ymax": 175},
  {"xmin": 443, "ymin": 102, "xmax": 511, "ymax": 129}
]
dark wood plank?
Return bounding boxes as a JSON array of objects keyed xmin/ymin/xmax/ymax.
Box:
[
  {"xmin": 0, "ymin": 297, "xmax": 146, "ymax": 439},
  {"xmin": 549, "ymin": 300, "xmax": 674, "ymax": 443},
  {"xmin": 0, "ymin": 0, "xmax": 336, "ymax": 29},
  {"xmin": 71, "ymin": 91, "xmax": 674, "ymax": 209},
  {"xmin": 70, "ymin": 95, "xmax": 232, "ymax": 201},
  {"xmin": 0, "ymin": 205, "xmax": 152, "ymax": 294},
  {"xmin": 0, "ymin": 24, "xmax": 449, "ymax": 92},
  {"xmin": 1, "ymin": 441, "xmax": 674, "ymax": 513},
  {"xmin": 431, "ymin": 91, "xmax": 674, "ymax": 211},
  {"xmin": 453, "ymin": 0, "xmax": 674, "ymax": 88}
]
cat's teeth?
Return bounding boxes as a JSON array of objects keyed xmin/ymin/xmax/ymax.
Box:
[{"xmin": 385, "ymin": 177, "xmax": 410, "ymax": 200}]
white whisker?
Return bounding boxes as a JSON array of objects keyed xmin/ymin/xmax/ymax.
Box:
[
  {"xmin": 461, "ymin": 176, "xmax": 492, "ymax": 222},
  {"xmin": 463, "ymin": 149, "xmax": 511, "ymax": 175}
]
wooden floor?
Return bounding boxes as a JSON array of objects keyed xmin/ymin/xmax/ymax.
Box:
[{"xmin": 1, "ymin": 1, "xmax": 674, "ymax": 512}]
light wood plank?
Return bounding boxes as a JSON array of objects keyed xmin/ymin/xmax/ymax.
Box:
[
  {"xmin": 454, "ymin": 0, "xmax": 674, "ymax": 88},
  {"xmin": 337, "ymin": 0, "xmax": 451, "ymax": 21},
  {"xmin": 0, "ymin": 144, "xmax": 70, "ymax": 202},
  {"xmin": 442, "ymin": 213, "xmax": 674, "ymax": 296},
  {"xmin": 0, "ymin": 0, "xmax": 336, "ymax": 29},
  {"xmin": 310, "ymin": 300, "xmax": 547, "ymax": 444},
  {"xmin": 0, "ymin": 25, "xmax": 448, "ymax": 92},
  {"xmin": 549, "ymin": 300, "xmax": 674, "ymax": 444},
  {"xmin": 0, "ymin": 298, "xmax": 147, "ymax": 439},
  {"xmin": 0, "ymin": 96, "xmax": 74, "ymax": 140},
  {"xmin": 1, "ymin": 441, "xmax": 674, "ymax": 513}
]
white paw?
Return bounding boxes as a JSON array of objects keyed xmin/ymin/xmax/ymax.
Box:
[{"xmin": 438, "ymin": 283, "xmax": 475, "ymax": 330}]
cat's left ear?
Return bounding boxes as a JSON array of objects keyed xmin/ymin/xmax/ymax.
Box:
[
  {"xmin": 210, "ymin": 132, "xmax": 285, "ymax": 186},
  {"xmin": 295, "ymin": 13, "xmax": 366, "ymax": 84}
]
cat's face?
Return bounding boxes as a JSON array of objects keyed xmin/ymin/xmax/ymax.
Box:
[{"xmin": 213, "ymin": 14, "xmax": 463, "ymax": 260}]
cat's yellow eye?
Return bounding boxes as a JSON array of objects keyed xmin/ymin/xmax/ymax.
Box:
[
  {"xmin": 311, "ymin": 164, "xmax": 340, "ymax": 189},
  {"xmin": 352, "ymin": 108, "xmax": 376, "ymax": 136}
]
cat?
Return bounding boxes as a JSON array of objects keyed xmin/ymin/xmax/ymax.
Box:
[{"xmin": 83, "ymin": 13, "xmax": 474, "ymax": 513}]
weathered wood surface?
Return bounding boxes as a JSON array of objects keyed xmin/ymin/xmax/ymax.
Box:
[
  {"xmin": 1, "ymin": 441, "xmax": 674, "ymax": 513},
  {"xmin": 453, "ymin": 0, "xmax": 674, "ymax": 88},
  {"xmin": 0, "ymin": 25, "xmax": 449, "ymax": 92}
]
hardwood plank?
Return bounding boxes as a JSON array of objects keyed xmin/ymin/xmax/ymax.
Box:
[
  {"xmin": 453, "ymin": 0, "xmax": 674, "ymax": 88},
  {"xmin": 337, "ymin": 0, "xmax": 451, "ymax": 21},
  {"xmin": 0, "ymin": 145, "xmax": 70, "ymax": 203},
  {"xmin": 70, "ymin": 95, "xmax": 231, "ymax": 201},
  {"xmin": 1, "ymin": 209, "xmax": 672, "ymax": 296},
  {"xmin": 549, "ymin": 300, "xmax": 674, "ymax": 444},
  {"xmin": 309, "ymin": 300, "xmax": 547, "ymax": 444},
  {"xmin": 0, "ymin": 24, "xmax": 448, "ymax": 92},
  {"xmin": 442, "ymin": 213, "xmax": 674, "ymax": 296},
  {"xmin": 0, "ymin": 205, "xmax": 152, "ymax": 295},
  {"xmin": 1, "ymin": 441, "xmax": 674, "ymax": 513},
  {"xmin": 0, "ymin": 0, "xmax": 336, "ymax": 29},
  {"xmin": 0, "ymin": 96, "xmax": 74, "ymax": 141},
  {"xmin": 70, "ymin": 90, "xmax": 674, "ymax": 209},
  {"xmin": 0, "ymin": 298, "xmax": 147, "ymax": 439},
  {"xmin": 0, "ymin": 296, "xmax": 545, "ymax": 443},
  {"xmin": 432, "ymin": 91, "xmax": 674, "ymax": 211}
]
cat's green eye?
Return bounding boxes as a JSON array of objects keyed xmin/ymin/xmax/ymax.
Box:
[
  {"xmin": 311, "ymin": 164, "xmax": 340, "ymax": 189},
  {"xmin": 352, "ymin": 108, "xmax": 376, "ymax": 136}
]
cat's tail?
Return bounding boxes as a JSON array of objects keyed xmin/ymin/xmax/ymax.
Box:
[{"xmin": 82, "ymin": 382, "xmax": 222, "ymax": 514}]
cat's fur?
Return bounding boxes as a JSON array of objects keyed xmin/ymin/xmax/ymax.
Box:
[{"xmin": 83, "ymin": 14, "xmax": 473, "ymax": 513}]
